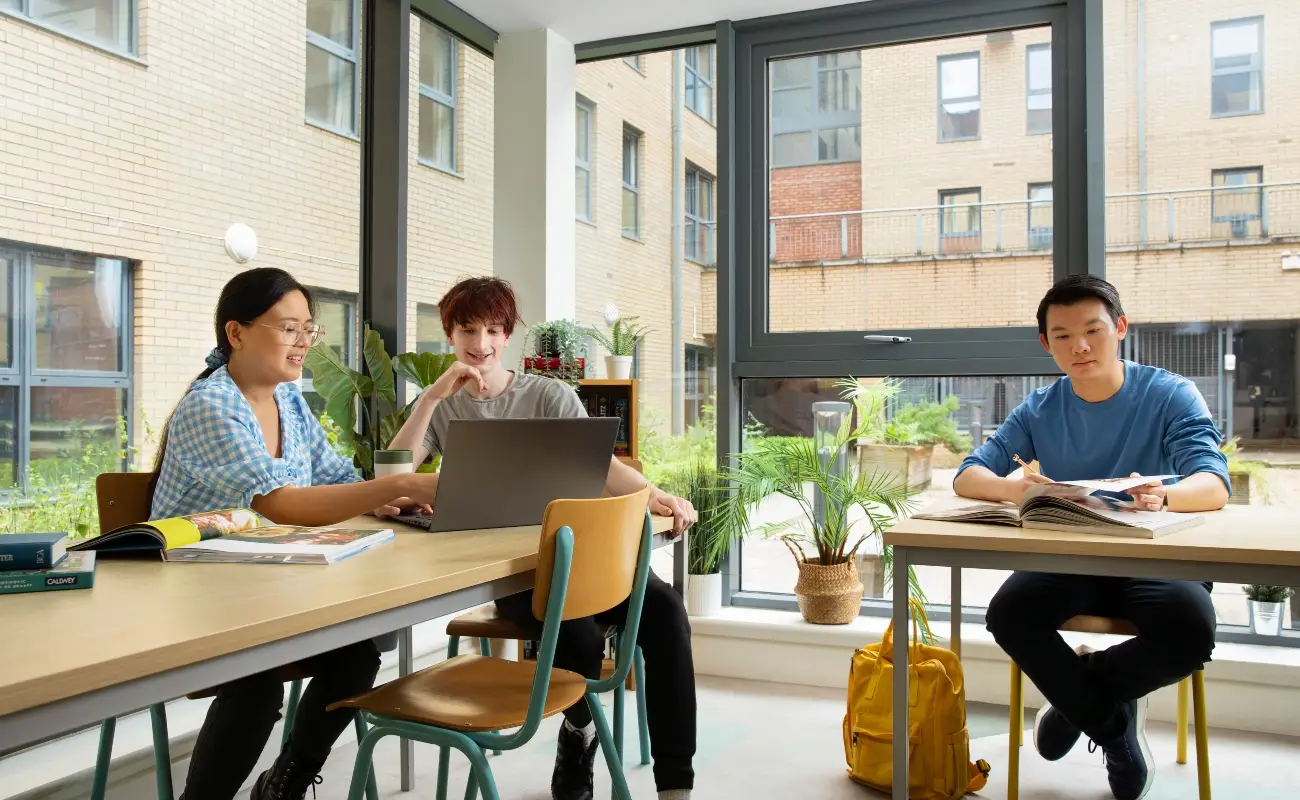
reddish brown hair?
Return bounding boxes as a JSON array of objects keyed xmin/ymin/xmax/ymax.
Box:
[{"xmin": 437, "ymin": 276, "xmax": 524, "ymax": 336}]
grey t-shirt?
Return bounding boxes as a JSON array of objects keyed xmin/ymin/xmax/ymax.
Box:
[{"xmin": 422, "ymin": 371, "xmax": 587, "ymax": 457}]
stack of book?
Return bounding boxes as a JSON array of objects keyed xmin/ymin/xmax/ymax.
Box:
[{"xmin": 0, "ymin": 532, "xmax": 96, "ymax": 595}]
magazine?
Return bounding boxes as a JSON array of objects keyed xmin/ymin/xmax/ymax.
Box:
[
  {"xmin": 68, "ymin": 508, "xmax": 394, "ymax": 564},
  {"xmin": 912, "ymin": 475, "xmax": 1204, "ymax": 539}
]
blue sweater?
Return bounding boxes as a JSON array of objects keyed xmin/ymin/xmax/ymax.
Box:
[{"xmin": 958, "ymin": 361, "xmax": 1231, "ymax": 495}]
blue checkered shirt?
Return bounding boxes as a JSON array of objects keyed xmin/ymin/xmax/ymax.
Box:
[{"xmin": 150, "ymin": 367, "xmax": 360, "ymax": 520}]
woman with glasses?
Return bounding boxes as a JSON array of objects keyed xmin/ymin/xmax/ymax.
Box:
[{"xmin": 150, "ymin": 267, "xmax": 437, "ymax": 800}]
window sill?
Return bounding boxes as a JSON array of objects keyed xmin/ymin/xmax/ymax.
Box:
[
  {"xmin": 418, "ymin": 158, "xmax": 464, "ymax": 179},
  {"xmin": 576, "ymin": 217, "xmax": 598, "ymax": 230},
  {"xmin": 0, "ymin": 8, "xmax": 145, "ymax": 66},
  {"xmin": 1212, "ymin": 109, "xmax": 1264, "ymax": 119},
  {"xmin": 622, "ymin": 233, "xmax": 644, "ymax": 244},
  {"xmin": 686, "ymin": 106, "xmax": 716, "ymax": 128},
  {"xmin": 939, "ymin": 135, "xmax": 982, "ymax": 144},
  {"xmin": 304, "ymin": 119, "xmax": 361, "ymax": 143}
]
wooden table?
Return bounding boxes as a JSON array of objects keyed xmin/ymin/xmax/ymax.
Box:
[
  {"xmin": 882, "ymin": 502, "xmax": 1300, "ymax": 800},
  {"xmin": 0, "ymin": 514, "xmax": 679, "ymax": 788}
]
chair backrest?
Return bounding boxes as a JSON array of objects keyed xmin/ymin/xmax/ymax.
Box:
[
  {"xmin": 95, "ymin": 472, "xmax": 155, "ymax": 534},
  {"xmin": 532, "ymin": 485, "xmax": 652, "ymax": 622}
]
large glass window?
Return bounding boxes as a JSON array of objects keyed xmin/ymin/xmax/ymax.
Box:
[
  {"xmin": 0, "ymin": 245, "xmax": 129, "ymax": 490},
  {"xmin": 576, "ymin": 99, "xmax": 594, "ymax": 222},
  {"xmin": 419, "ymin": 21, "xmax": 458, "ymax": 171},
  {"xmin": 770, "ymin": 52, "xmax": 862, "ymax": 167},
  {"xmin": 305, "ymin": 0, "xmax": 359, "ymax": 135},
  {"xmin": 416, "ymin": 302, "xmax": 450, "ymax": 355},
  {"xmin": 938, "ymin": 53, "xmax": 980, "ymax": 141},
  {"xmin": 685, "ymin": 166, "xmax": 715, "ymax": 265},
  {"xmin": 685, "ymin": 45, "xmax": 715, "ymax": 122},
  {"xmin": 300, "ymin": 291, "xmax": 356, "ymax": 418},
  {"xmin": 1211, "ymin": 17, "xmax": 1263, "ymax": 117},
  {"xmin": 1026, "ymin": 43, "xmax": 1052, "ymax": 134},
  {"xmin": 622, "ymin": 127, "xmax": 641, "ymax": 239},
  {"xmin": 9, "ymin": 0, "xmax": 134, "ymax": 54}
]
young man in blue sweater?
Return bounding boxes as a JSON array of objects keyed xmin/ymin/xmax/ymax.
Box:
[{"xmin": 954, "ymin": 275, "xmax": 1230, "ymax": 800}]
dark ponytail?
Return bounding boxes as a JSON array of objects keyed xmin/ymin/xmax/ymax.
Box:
[{"xmin": 149, "ymin": 268, "xmax": 315, "ymax": 491}]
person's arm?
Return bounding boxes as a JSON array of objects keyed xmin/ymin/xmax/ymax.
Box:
[
  {"xmin": 952, "ymin": 404, "xmax": 1051, "ymax": 504},
  {"xmin": 169, "ymin": 392, "xmax": 437, "ymax": 526},
  {"xmin": 1157, "ymin": 383, "xmax": 1231, "ymax": 512},
  {"xmin": 387, "ymin": 361, "xmax": 489, "ymax": 469}
]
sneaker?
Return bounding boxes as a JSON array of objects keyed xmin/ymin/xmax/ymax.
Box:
[
  {"xmin": 1088, "ymin": 698, "xmax": 1154, "ymax": 800},
  {"xmin": 1033, "ymin": 704, "xmax": 1082, "ymax": 761},
  {"xmin": 551, "ymin": 721, "xmax": 598, "ymax": 800}
]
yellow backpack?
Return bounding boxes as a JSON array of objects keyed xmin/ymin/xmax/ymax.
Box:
[{"xmin": 843, "ymin": 598, "xmax": 990, "ymax": 799}]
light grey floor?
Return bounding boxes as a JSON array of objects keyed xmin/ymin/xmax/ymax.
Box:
[{"xmin": 41, "ymin": 676, "xmax": 1300, "ymax": 799}]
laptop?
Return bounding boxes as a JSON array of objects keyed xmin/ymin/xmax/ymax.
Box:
[{"xmin": 394, "ymin": 417, "xmax": 621, "ymax": 533}]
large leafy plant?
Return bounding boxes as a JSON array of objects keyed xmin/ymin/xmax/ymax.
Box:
[
  {"xmin": 304, "ymin": 325, "xmax": 455, "ymax": 479},
  {"xmin": 587, "ymin": 316, "xmax": 649, "ymax": 357},
  {"xmin": 843, "ymin": 378, "xmax": 972, "ymax": 452},
  {"xmin": 717, "ymin": 382, "xmax": 927, "ymax": 602},
  {"xmin": 660, "ymin": 459, "xmax": 734, "ymax": 576}
]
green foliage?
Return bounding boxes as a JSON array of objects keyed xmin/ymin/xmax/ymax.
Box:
[
  {"xmin": 672, "ymin": 460, "xmax": 733, "ymax": 575},
  {"xmin": 587, "ymin": 316, "xmax": 649, "ymax": 357},
  {"xmin": 1220, "ymin": 436, "xmax": 1271, "ymax": 502},
  {"xmin": 1243, "ymin": 584, "xmax": 1293, "ymax": 603},
  {"xmin": 839, "ymin": 378, "xmax": 972, "ymax": 452},
  {"xmin": 523, "ymin": 319, "xmax": 589, "ymax": 387},
  {"xmin": 637, "ymin": 403, "xmax": 767, "ymax": 490},
  {"xmin": 304, "ymin": 326, "xmax": 456, "ymax": 479}
]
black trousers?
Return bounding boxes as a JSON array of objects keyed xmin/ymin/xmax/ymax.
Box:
[
  {"xmin": 496, "ymin": 571, "xmax": 697, "ymax": 791},
  {"xmin": 986, "ymin": 572, "xmax": 1216, "ymax": 741},
  {"xmin": 178, "ymin": 639, "xmax": 381, "ymax": 800}
]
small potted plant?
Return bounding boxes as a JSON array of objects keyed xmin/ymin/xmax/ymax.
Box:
[
  {"xmin": 1244, "ymin": 584, "xmax": 1292, "ymax": 636},
  {"xmin": 718, "ymin": 386, "xmax": 926, "ymax": 625},
  {"xmin": 845, "ymin": 378, "xmax": 971, "ymax": 493},
  {"xmin": 523, "ymin": 319, "xmax": 587, "ymax": 387},
  {"xmin": 664, "ymin": 459, "xmax": 733, "ymax": 617},
  {"xmin": 587, "ymin": 316, "xmax": 648, "ymax": 380}
]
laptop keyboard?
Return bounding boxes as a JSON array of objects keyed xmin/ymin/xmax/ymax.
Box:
[{"xmin": 391, "ymin": 512, "xmax": 438, "ymax": 530}]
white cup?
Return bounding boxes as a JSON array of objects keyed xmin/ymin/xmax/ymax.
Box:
[{"xmin": 374, "ymin": 449, "xmax": 414, "ymax": 479}]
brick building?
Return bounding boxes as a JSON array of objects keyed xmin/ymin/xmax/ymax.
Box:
[
  {"xmin": 0, "ymin": 2, "xmax": 716, "ymax": 481},
  {"xmin": 716, "ymin": 0, "xmax": 1300, "ymax": 443}
]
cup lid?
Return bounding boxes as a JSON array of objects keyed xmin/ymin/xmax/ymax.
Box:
[{"xmin": 374, "ymin": 449, "xmax": 413, "ymax": 464}]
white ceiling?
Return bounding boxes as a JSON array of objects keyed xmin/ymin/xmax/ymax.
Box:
[{"xmin": 449, "ymin": 0, "xmax": 869, "ymax": 46}]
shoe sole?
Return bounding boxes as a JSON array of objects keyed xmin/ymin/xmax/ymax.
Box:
[
  {"xmin": 1032, "ymin": 704, "xmax": 1078, "ymax": 762},
  {"xmin": 1132, "ymin": 696, "xmax": 1155, "ymax": 800}
]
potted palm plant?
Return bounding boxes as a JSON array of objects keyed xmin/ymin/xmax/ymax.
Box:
[
  {"xmin": 663, "ymin": 459, "xmax": 733, "ymax": 617},
  {"xmin": 718, "ymin": 386, "xmax": 927, "ymax": 625},
  {"xmin": 587, "ymin": 316, "xmax": 648, "ymax": 380},
  {"xmin": 1244, "ymin": 584, "xmax": 1292, "ymax": 636}
]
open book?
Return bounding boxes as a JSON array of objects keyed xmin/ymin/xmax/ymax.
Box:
[
  {"xmin": 912, "ymin": 475, "xmax": 1204, "ymax": 539},
  {"xmin": 69, "ymin": 508, "xmax": 394, "ymax": 564}
]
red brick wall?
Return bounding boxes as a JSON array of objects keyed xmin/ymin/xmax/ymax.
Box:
[{"xmin": 770, "ymin": 162, "xmax": 863, "ymax": 263}]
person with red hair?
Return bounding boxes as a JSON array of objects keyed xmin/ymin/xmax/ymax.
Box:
[{"xmin": 387, "ymin": 276, "xmax": 698, "ymax": 800}]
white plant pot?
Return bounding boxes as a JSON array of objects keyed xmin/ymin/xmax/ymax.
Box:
[
  {"xmin": 606, "ymin": 355, "xmax": 634, "ymax": 380},
  {"xmin": 686, "ymin": 572, "xmax": 723, "ymax": 617},
  {"xmin": 1251, "ymin": 600, "xmax": 1285, "ymax": 636}
]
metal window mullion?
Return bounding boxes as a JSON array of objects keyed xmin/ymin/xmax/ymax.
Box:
[
  {"xmin": 29, "ymin": 374, "xmax": 131, "ymax": 389},
  {"xmin": 307, "ymin": 33, "xmax": 357, "ymax": 64}
]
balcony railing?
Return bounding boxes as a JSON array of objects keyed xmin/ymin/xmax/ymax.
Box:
[{"xmin": 769, "ymin": 181, "xmax": 1300, "ymax": 264}]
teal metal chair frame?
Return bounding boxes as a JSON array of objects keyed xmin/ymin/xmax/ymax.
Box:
[
  {"xmin": 88, "ymin": 681, "xmax": 378, "ymax": 800},
  {"xmin": 343, "ymin": 510, "xmax": 655, "ymax": 800}
]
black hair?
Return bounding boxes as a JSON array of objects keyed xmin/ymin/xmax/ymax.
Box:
[
  {"xmin": 1035, "ymin": 274, "xmax": 1125, "ymax": 337},
  {"xmin": 150, "ymin": 268, "xmax": 315, "ymax": 490}
]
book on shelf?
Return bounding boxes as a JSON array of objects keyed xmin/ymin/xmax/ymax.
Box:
[
  {"xmin": 68, "ymin": 508, "xmax": 394, "ymax": 565},
  {"xmin": 912, "ymin": 475, "xmax": 1202, "ymax": 539},
  {"xmin": 0, "ymin": 551, "xmax": 95, "ymax": 595},
  {"xmin": 0, "ymin": 532, "xmax": 68, "ymax": 571},
  {"xmin": 612, "ymin": 398, "xmax": 629, "ymax": 456}
]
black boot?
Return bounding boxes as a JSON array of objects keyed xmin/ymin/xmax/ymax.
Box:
[{"xmin": 249, "ymin": 746, "xmax": 326, "ymax": 800}]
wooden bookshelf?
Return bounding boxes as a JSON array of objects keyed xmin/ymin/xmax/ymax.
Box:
[{"xmin": 577, "ymin": 379, "xmax": 638, "ymax": 462}]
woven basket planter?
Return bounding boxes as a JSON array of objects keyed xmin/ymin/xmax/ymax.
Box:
[{"xmin": 794, "ymin": 558, "xmax": 863, "ymax": 625}]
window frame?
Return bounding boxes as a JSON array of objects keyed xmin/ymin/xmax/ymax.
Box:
[
  {"xmin": 415, "ymin": 302, "xmax": 451, "ymax": 355},
  {"xmin": 1026, "ymin": 42, "xmax": 1052, "ymax": 134},
  {"xmin": 576, "ymin": 98, "xmax": 595, "ymax": 222},
  {"xmin": 1210, "ymin": 16, "xmax": 1264, "ymax": 118},
  {"xmin": 769, "ymin": 52, "xmax": 862, "ymax": 167},
  {"xmin": 1210, "ymin": 167, "xmax": 1263, "ymax": 233},
  {"xmin": 0, "ymin": 0, "xmax": 137, "ymax": 57},
  {"xmin": 0, "ymin": 242, "xmax": 133, "ymax": 493},
  {"xmin": 685, "ymin": 44, "xmax": 716, "ymax": 122},
  {"xmin": 621, "ymin": 127, "xmax": 642, "ymax": 241},
  {"xmin": 685, "ymin": 165, "xmax": 716, "ymax": 265},
  {"xmin": 938, "ymin": 187, "xmax": 983, "ymax": 251},
  {"xmin": 623, "ymin": 54, "xmax": 645, "ymax": 72},
  {"xmin": 305, "ymin": 0, "xmax": 362, "ymax": 137},
  {"xmin": 937, "ymin": 51, "xmax": 981, "ymax": 142},
  {"xmin": 418, "ymin": 21, "xmax": 459, "ymax": 173}
]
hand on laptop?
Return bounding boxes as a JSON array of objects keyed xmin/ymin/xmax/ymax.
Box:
[
  {"xmin": 649, "ymin": 488, "xmax": 697, "ymax": 538},
  {"xmin": 375, "ymin": 497, "xmax": 434, "ymax": 518}
]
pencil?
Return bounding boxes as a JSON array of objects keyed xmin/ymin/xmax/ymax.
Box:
[{"xmin": 1013, "ymin": 454, "xmax": 1046, "ymax": 478}]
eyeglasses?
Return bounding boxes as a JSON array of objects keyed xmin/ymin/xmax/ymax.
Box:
[{"xmin": 256, "ymin": 323, "xmax": 326, "ymax": 346}]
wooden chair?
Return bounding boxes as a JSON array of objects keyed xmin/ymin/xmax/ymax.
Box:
[
  {"xmin": 1007, "ymin": 615, "xmax": 1210, "ymax": 800},
  {"xmin": 330, "ymin": 487, "xmax": 656, "ymax": 800},
  {"xmin": 89, "ymin": 473, "xmax": 378, "ymax": 800}
]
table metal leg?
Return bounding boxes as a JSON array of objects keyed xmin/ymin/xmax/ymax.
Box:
[
  {"xmin": 950, "ymin": 567, "xmax": 962, "ymax": 658},
  {"xmin": 673, "ymin": 534, "xmax": 686, "ymax": 596},
  {"xmin": 892, "ymin": 547, "xmax": 910, "ymax": 800},
  {"xmin": 399, "ymin": 625, "xmax": 415, "ymax": 792}
]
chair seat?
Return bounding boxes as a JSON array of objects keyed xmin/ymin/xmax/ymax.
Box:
[
  {"xmin": 1059, "ymin": 615, "xmax": 1138, "ymax": 636},
  {"xmin": 446, "ymin": 604, "xmax": 618, "ymax": 641},
  {"xmin": 185, "ymin": 662, "xmax": 314, "ymax": 700},
  {"xmin": 330, "ymin": 654, "xmax": 588, "ymax": 731}
]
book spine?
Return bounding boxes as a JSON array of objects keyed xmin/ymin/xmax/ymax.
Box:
[
  {"xmin": 0, "ymin": 570, "xmax": 94, "ymax": 595},
  {"xmin": 612, "ymin": 399, "xmax": 629, "ymax": 455},
  {"xmin": 0, "ymin": 543, "xmax": 59, "ymax": 571}
]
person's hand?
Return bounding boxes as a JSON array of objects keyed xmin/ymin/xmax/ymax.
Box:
[
  {"xmin": 1125, "ymin": 472, "xmax": 1167, "ymax": 511},
  {"xmin": 374, "ymin": 497, "xmax": 433, "ymax": 518},
  {"xmin": 649, "ymin": 488, "xmax": 697, "ymax": 539},
  {"xmin": 1001, "ymin": 471, "xmax": 1053, "ymax": 504},
  {"xmin": 425, "ymin": 361, "xmax": 487, "ymax": 401}
]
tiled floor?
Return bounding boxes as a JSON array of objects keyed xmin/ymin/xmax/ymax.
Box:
[{"xmin": 72, "ymin": 676, "xmax": 1300, "ymax": 799}]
